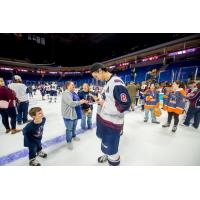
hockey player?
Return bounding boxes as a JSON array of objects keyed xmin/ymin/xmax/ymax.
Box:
[
  {"xmin": 90, "ymin": 63, "xmax": 131, "ymax": 166},
  {"xmin": 49, "ymin": 82, "xmax": 58, "ymax": 103},
  {"xmin": 45, "ymin": 83, "xmax": 51, "ymax": 100},
  {"xmin": 39, "ymin": 84, "xmax": 46, "ymax": 101}
]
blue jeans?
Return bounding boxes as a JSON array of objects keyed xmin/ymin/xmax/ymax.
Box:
[
  {"xmin": 63, "ymin": 118, "xmax": 78, "ymax": 143},
  {"xmin": 184, "ymin": 106, "xmax": 200, "ymax": 128},
  {"xmin": 81, "ymin": 110, "xmax": 92, "ymax": 129},
  {"xmin": 144, "ymin": 108, "xmax": 156, "ymax": 122},
  {"xmin": 17, "ymin": 101, "xmax": 29, "ymax": 123},
  {"xmin": 28, "ymin": 142, "xmax": 42, "ymax": 160}
]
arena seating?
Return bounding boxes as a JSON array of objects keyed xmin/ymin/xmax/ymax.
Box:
[{"xmin": 1, "ymin": 59, "xmax": 200, "ymax": 86}]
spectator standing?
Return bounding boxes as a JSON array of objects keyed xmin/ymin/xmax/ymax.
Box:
[
  {"xmin": 8, "ymin": 75, "xmax": 30, "ymax": 125},
  {"xmin": 0, "ymin": 78, "xmax": 21, "ymax": 134}
]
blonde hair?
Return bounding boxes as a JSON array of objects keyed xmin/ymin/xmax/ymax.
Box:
[{"xmin": 0, "ymin": 78, "xmax": 5, "ymax": 86}]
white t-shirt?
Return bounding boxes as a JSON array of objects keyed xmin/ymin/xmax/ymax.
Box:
[{"xmin": 8, "ymin": 83, "xmax": 28, "ymax": 102}]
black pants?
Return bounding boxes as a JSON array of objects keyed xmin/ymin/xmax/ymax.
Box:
[
  {"xmin": 167, "ymin": 112, "xmax": 179, "ymax": 126},
  {"xmin": 184, "ymin": 106, "xmax": 200, "ymax": 128},
  {"xmin": 135, "ymin": 98, "xmax": 139, "ymax": 106},
  {"xmin": 28, "ymin": 142, "xmax": 42, "ymax": 160},
  {"xmin": 0, "ymin": 107, "xmax": 17, "ymax": 129}
]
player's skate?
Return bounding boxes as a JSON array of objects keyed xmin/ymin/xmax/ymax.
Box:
[{"xmin": 97, "ymin": 155, "xmax": 108, "ymax": 163}]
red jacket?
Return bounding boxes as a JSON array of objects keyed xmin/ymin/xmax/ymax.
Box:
[{"xmin": 0, "ymin": 86, "xmax": 16, "ymax": 108}]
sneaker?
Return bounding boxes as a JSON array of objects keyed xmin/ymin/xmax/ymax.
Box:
[
  {"xmin": 180, "ymin": 123, "xmax": 189, "ymax": 127},
  {"xmin": 73, "ymin": 137, "xmax": 80, "ymax": 141},
  {"xmin": 38, "ymin": 151, "xmax": 47, "ymax": 158},
  {"xmin": 5, "ymin": 129, "xmax": 11, "ymax": 134},
  {"xmin": 11, "ymin": 129, "xmax": 21, "ymax": 134},
  {"xmin": 29, "ymin": 158, "xmax": 41, "ymax": 166},
  {"xmin": 97, "ymin": 155, "xmax": 108, "ymax": 163},
  {"xmin": 144, "ymin": 120, "xmax": 148, "ymax": 122},
  {"xmin": 162, "ymin": 123, "xmax": 170, "ymax": 128},
  {"xmin": 152, "ymin": 121, "xmax": 160, "ymax": 124},
  {"xmin": 172, "ymin": 126, "xmax": 177, "ymax": 133},
  {"xmin": 192, "ymin": 124, "xmax": 198, "ymax": 129},
  {"xmin": 66, "ymin": 142, "xmax": 73, "ymax": 150}
]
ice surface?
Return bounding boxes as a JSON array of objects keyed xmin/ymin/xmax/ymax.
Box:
[{"xmin": 0, "ymin": 92, "xmax": 200, "ymax": 166}]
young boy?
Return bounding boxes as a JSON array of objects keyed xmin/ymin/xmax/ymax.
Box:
[{"xmin": 23, "ymin": 107, "xmax": 47, "ymax": 166}]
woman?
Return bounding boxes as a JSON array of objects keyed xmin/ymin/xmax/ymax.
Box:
[
  {"xmin": 144, "ymin": 83, "xmax": 160, "ymax": 124},
  {"xmin": 78, "ymin": 83, "xmax": 96, "ymax": 130},
  {"xmin": 0, "ymin": 78, "xmax": 21, "ymax": 134},
  {"xmin": 163, "ymin": 81, "xmax": 186, "ymax": 133}
]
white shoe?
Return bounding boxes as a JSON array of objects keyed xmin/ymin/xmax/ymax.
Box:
[
  {"xmin": 67, "ymin": 142, "xmax": 73, "ymax": 150},
  {"xmin": 179, "ymin": 123, "xmax": 185, "ymax": 126},
  {"xmin": 29, "ymin": 158, "xmax": 41, "ymax": 166},
  {"xmin": 73, "ymin": 137, "xmax": 80, "ymax": 141}
]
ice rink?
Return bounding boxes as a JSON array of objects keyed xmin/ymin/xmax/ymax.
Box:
[{"xmin": 0, "ymin": 92, "xmax": 200, "ymax": 166}]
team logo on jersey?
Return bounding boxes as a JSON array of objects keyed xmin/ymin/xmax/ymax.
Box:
[{"xmin": 120, "ymin": 93, "xmax": 127, "ymax": 102}]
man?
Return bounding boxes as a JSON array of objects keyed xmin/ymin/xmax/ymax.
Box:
[
  {"xmin": 127, "ymin": 82, "xmax": 137, "ymax": 111},
  {"xmin": 61, "ymin": 81, "xmax": 87, "ymax": 150},
  {"xmin": 8, "ymin": 75, "xmax": 29, "ymax": 125},
  {"xmin": 91, "ymin": 63, "xmax": 131, "ymax": 166}
]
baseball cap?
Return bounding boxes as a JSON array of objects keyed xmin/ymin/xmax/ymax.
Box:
[
  {"xmin": 14, "ymin": 75, "xmax": 22, "ymax": 81},
  {"xmin": 90, "ymin": 62, "xmax": 105, "ymax": 73}
]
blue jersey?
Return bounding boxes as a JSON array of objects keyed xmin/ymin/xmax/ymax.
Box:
[{"xmin": 23, "ymin": 117, "xmax": 46, "ymax": 147}]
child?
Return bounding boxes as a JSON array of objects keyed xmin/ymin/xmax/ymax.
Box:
[
  {"xmin": 23, "ymin": 107, "xmax": 47, "ymax": 166},
  {"xmin": 162, "ymin": 81, "xmax": 186, "ymax": 133},
  {"xmin": 144, "ymin": 83, "xmax": 160, "ymax": 124}
]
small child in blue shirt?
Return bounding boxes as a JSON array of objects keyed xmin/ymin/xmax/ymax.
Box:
[{"xmin": 23, "ymin": 107, "xmax": 47, "ymax": 166}]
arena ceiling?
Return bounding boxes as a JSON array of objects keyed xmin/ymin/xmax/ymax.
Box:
[{"xmin": 0, "ymin": 33, "xmax": 194, "ymax": 67}]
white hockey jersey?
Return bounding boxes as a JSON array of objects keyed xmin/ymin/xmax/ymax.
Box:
[
  {"xmin": 97, "ymin": 75, "xmax": 131, "ymax": 126},
  {"xmin": 51, "ymin": 83, "xmax": 57, "ymax": 91},
  {"xmin": 45, "ymin": 85, "xmax": 51, "ymax": 91}
]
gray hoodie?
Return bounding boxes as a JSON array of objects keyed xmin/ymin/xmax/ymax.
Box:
[{"xmin": 61, "ymin": 90, "xmax": 80, "ymax": 120}]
